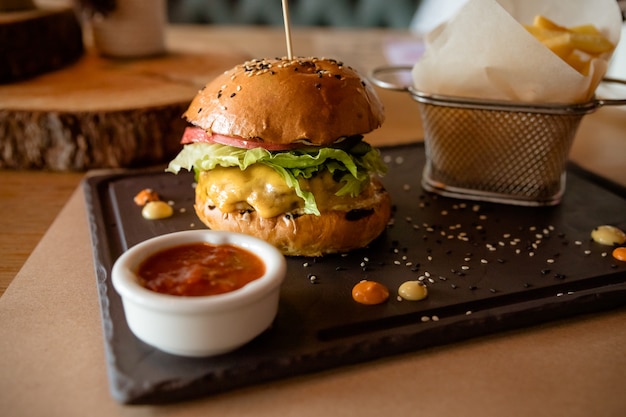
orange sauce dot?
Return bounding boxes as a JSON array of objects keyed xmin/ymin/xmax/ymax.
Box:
[
  {"xmin": 134, "ymin": 188, "xmax": 160, "ymax": 206},
  {"xmin": 352, "ymin": 280, "xmax": 389, "ymax": 305},
  {"xmin": 612, "ymin": 247, "xmax": 626, "ymax": 262}
]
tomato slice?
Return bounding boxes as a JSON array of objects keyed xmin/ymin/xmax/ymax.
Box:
[
  {"xmin": 180, "ymin": 127, "xmax": 307, "ymax": 151},
  {"xmin": 180, "ymin": 126, "xmax": 210, "ymax": 144}
]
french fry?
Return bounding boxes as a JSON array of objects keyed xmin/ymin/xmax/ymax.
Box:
[
  {"xmin": 524, "ymin": 25, "xmax": 562, "ymax": 42},
  {"xmin": 524, "ymin": 15, "xmax": 615, "ymax": 74},
  {"xmin": 532, "ymin": 15, "xmax": 567, "ymax": 32},
  {"xmin": 564, "ymin": 51, "xmax": 592, "ymax": 75},
  {"xmin": 569, "ymin": 24, "xmax": 601, "ymax": 36},
  {"xmin": 569, "ymin": 32, "xmax": 614, "ymax": 54},
  {"xmin": 541, "ymin": 32, "xmax": 575, "ymax": 60}
]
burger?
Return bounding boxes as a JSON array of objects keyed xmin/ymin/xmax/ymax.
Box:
[{"xmin": 167, "ymin": 57, "xmax": 392, "ymax": 256}]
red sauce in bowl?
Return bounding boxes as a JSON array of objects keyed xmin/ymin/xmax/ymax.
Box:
[{"xmin": 137, "ymin": 242, "xmax": 265, "ymax": 296}]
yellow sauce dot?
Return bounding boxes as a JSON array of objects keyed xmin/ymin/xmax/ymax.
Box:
[
  {"xmin": 142, "ymin": 201, "xmax": 174, "ymax": 220},
  {"xmin": 352, "ymin": 280, "xmax": 389, "ymax": 305},
  {"xmin": 612, "ymin": 247, "xmax": 626, "ymax": 262},
  {"xmin": 398, "ymin": 280, "xmax": 428, "ymax": 301},
  {"xmin": 591, "ymin": 225, "xmax": 626, "ymax": 246}
]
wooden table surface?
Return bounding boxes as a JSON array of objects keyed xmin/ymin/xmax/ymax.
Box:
[
  {"xmin": 1, "ymin": 24, "xmax": 626, "ymax": 417},
  {"xmin": 0, "ymin": 170, "xmax": 83, "ymax": 296}
]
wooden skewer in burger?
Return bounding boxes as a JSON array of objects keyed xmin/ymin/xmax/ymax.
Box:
[{"xmin": 167, "ymin": 3, "xmax": 391, "ymax": 256}]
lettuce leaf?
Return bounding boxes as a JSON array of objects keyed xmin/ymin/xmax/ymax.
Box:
[{"xmin": 166, "ymin": 141, "xmax": 387, "ymax": 216}]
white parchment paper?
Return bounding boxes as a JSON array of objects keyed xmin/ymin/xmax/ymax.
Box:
[{"xmin": 411, "ymin": 0, "xmax": 623, "ymax": 103}]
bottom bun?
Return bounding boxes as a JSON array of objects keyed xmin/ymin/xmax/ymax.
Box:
[{"xmin": 194, "ymin": 179, "xmax": 392, "ymax": 257}]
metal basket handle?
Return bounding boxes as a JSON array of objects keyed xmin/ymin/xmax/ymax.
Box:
[
  {"xmin": 369, "ymin": 65, "xmax": 626, "ymax": 108},
  {"xmin": 596, "ymin": 78, "xmax": 626, "ymax": 107},
  {"xmin": 369, "ymin": 65, "xmax": 413, "ymax": 92}
]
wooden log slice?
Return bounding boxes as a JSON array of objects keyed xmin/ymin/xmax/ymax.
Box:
[
  {"xmin": 0, "ymin": 7, "xmax": 84, "ymax": 83},
  {"xmin": 0, "ymin": 49, "xmax": 249, "ymax": 170}
]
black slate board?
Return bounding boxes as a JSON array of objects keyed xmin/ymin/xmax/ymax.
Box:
[{"xmin": 83, "ymin": 143, "xmax": 626, "ymax": 404}]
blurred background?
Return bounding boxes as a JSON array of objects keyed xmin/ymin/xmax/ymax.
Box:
[{"xmin": 166, "ymin": 0, "xmax": 423, "ymax": 28}]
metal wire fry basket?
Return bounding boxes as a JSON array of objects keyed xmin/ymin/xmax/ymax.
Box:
[{"xmin": 370, "ymin": 66, "xmax": 626, "ymax": 206}]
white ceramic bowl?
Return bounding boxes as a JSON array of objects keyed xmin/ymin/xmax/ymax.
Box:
[{"xmin": 111, "ymin": 230, "xmax": 287, "ymax": 357}]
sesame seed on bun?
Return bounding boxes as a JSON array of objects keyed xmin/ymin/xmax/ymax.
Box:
[{"xmin": 184, "ymin": 57, "xmax": 385, "ymax": 147}]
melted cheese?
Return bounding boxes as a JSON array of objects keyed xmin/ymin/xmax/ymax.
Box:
[{"xmin": 196, "ymin": 164, "xmax": 371, "ymax": 218}]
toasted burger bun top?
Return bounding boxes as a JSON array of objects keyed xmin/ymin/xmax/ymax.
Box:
[{"xmin": 184, "ymin": 57, "xmax": 385, "ymax": 147}]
